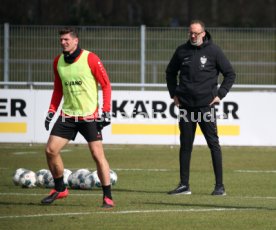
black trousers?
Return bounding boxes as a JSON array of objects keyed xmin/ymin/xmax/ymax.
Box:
[{"xmin": 178, "ymin": 105, "xmax": 223, "ymax": 186}]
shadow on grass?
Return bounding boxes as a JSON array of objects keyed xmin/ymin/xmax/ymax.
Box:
[
  {"xmin": 0, "ymin": 201, "xmax": 83, "ymax": 207},
  {"xmin": 113, "ymin": 188, "xmax": 166, "ymax": 194},
  {"xmin": 141, "ymin": 201, "xmax": 276, "ymax": 211},
  {"xmin": 113, "ymin": 188, "xmax": 217, "ymax": 195}
]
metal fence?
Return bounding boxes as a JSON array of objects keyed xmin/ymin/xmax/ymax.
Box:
[{"xmin": 0, "ymin": 24, "xmax": 275, "ymax": 90}]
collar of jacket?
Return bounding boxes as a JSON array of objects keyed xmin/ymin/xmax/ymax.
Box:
[{"xmin": 63, "ymin": 46, "xmax": 82, "ymax": 64}]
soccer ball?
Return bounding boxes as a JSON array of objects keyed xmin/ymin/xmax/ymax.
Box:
[
  {"xmin": 79, "ymin": 173, "xmax": 95, "ymax": 190},
  {"xmin": 35, "ymin": 169, "xmax": 49, "ymax": 187},
  {"xmin": 63, "ymin": 168, "xmax": 72, "ymax": 187},
  {"xmin": 76, "ymin": 169, "xmax": 90, "ymax": 188},
  {"xmin": 91, "ymin": 170, "xmax": 101, "ymax": 187},
  {"xmin": 68, "ymin": 171, "xmax": 79, "ymax": 189},
  {"xmin": 13, "ymin": 168, "xmax": 28, "ymax": 185},
  {"xmin": 36, "ymin": 168, "xmax": 72, "ymax": 188},
  {"xmin": 19, "ymin": 170, "xmax": 37, "ymax": 188},
  {"xmin": 43, "ymin": 170, "xmax": 54, "ymax": 188},
  {"xmin": 91, "ymin": 170, "xmax": 118, "ymax": 187},
  {"xmin": 68, "ymin": 169, "xmax": 90, "ymax": 189},
  {"xmin": 110, "ymin": 170, "xmax": 118, "ymax": 185}
]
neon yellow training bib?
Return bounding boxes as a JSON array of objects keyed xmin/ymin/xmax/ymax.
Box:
[{"xmin": 57, "ymin": 50, "xmax": 98, "ymax": 116}]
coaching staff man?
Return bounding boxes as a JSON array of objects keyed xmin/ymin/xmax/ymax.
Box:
[
  {"xmin": 41, "ymin": 27, "xmax": 114, "ymax": 208},
  {"xmin": 166, "ymin": 20, "xmax": 236, "ymax": 196}
]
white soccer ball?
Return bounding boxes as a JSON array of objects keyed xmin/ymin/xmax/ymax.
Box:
[
  {"xmin": 13, "ymin": 168, "xmax": 28, "ymax": 185},
  {"xmin": 91, "ymin": 170, "xmax": 101, "ymax": 187},
  {"xmin": 19, "ymin": 170, "xmax": 37, "ymax": 188},
  {"xmin": 68, "ymin": 169, "xmax": 90, "ymax": 189},
  {"xmin": 110, "ymin": 170, "xmax": 118, "ymax": 185},
  {"xmin": 76, "ymin": 169, "xmax": 90, "ymax": 188},
  {"xmin": 35, "ymin": 169, "xmax": 49, "ymax": 187},
  {"xmin": 75, "ymin": 169, "xmax": 91, "ymax": 176},
  {"xmin": 79, "ymin": 173, "xmax": 95, "ymax": 190},
  {"xmin": 63, "ymin": 168, "xmax": 72, "ymax": 187},
  {"xmin": 68, "ymin": 172, "xmax": 79, "ymax": 189},
  {"xmin": 43, "ymin": 170, "xmax": 54, "ymax": 188},
  {"xmin": 91, "ymin": 170, "xmax": 118, "ymax": 187}
]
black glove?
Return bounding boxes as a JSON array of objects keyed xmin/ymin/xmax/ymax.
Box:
[
  {"xmin": 96, "ymin": 112, "xmax": 111, "ymax": 131},
  {"xmin": 45, "ymin": 112, "xmax": 55, "ymax": 131}
]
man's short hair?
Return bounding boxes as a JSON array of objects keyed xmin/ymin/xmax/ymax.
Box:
[
  {"xmin": 59, "ymin": 27, "xmax": 79, "ymax": 38},
  {"xmin": 190, "ymin": 20, "xmax": 205, "ymax": 31}
]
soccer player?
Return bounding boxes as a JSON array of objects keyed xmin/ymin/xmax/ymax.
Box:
[
  {"xmin": 41, "ymin": 27, "xmax": 114, "ymax": 208},
  {"xmin": 166, "ymin": 20, "xmax": 236, "ymax": 196}
]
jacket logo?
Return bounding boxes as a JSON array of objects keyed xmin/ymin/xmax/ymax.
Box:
[{"xmin": 200, "ymin": 56, "xmax": 207, "ymax": 68}]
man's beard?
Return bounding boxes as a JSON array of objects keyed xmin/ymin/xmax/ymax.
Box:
[{"xmin": 190, "ymin": 38, "xmax": 201, "ymax": 46}]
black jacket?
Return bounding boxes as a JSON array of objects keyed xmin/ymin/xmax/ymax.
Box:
[{"xmin": 166, "ymin": 30, "xmax": 236, "ymax": 107}]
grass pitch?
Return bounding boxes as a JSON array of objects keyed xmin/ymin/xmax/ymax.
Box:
[{"xmin": 0, "ymin": 144, "xmax": 276, "ymax": 230}]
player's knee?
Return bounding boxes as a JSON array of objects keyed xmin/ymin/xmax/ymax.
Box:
[
  {"xmin": 207, "ymin": 141, "xmax": 221, "ymax": 151},
  {"xmin": 45, "ymin": 146, "xmax": 58, "ymax": 157}
]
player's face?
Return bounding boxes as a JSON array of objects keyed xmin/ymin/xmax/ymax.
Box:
[
  {"xmin": 60, "ymin": 33, "xmax": 79, "ymax": 53},
  {"xmin": 189, "ymin": 23, "xmax": 205, "ymax": 46}
]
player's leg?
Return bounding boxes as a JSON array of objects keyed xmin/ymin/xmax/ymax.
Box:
[
  {"xmin": 88, "ymin": 140, "xmax": 110, "ymax": 186},
  {"xmin": 88, "ymin": 140, "xmax": 114, "ymax": 208},
  {"xmin": 41, "ymin": 135, "xmax": 69, "ymax": 204},
  {"xmin": 41, "ymin": 117, "xmax": 78, "ymax": 204},
  {"xmin": 179, "ymin": 108, "xmax": 197, "ymax": 186},
  {"xmin": 88, "ymin": 140, "xmax": 114, "ymax": 207},
  {"xmin": 45, "ymin": 135, "xmax": 69, "ymax": 188},
  {"xmin": 79, "ymin": 120, "xmax": 114, "ymax": 208},
  {"xmin": 168, "ymin": 107, "xmax": 196, "ymax": 195},
  {"xmin": 45, "ymin": 135, "xmax": 68, "ymax": 178},
  {"xmin": 198, "ymin": 106, "xmax": 226, "ymax": 195}
]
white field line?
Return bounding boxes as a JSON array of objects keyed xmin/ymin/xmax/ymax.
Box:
[
  {"xmin": 113, "ymin": 168, "xmax": 170, "ymax": 172},
  {"xmin": 12, "ymin": 151, "xmax": 37, "ymax": 155},
  {"xmin": 103, "ymin": 147, "xmax": 125, "ymax": 150},
  {"xmin": 0, "ymin": 208, "xmax": 257, "ymax": 219},
  {"xmin": 0, "ymin": 192, "xmax": 101, "ymax": 196},
  {"xmin": 60, "ymin": 149, "xmax": 72, "ymax": 152},
  {"xmin": 68, "ymin": 168, "xmax": 170, "ymax": 172},
  {"xmin": 235, "ymin": 170, "xmax": 276, "ymax": 173},
  {"xmin": 70, "ymin": 168, "xmax": 276, "ymax": 173},
  {"xmin": 11, "ymin": 149, "xmax": 70, "ymax": 155},
  {"xmin": 97, "ymin": 208, "xmax": 256, "ymax": 214},
  {"xmin": 239, "ymin": 196, "xmax": 276, "ymax": 200}
]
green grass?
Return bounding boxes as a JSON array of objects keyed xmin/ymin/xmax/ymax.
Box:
[{"xmin": 0, "ymin": 144, "xmax": 276, "ymax": 230}]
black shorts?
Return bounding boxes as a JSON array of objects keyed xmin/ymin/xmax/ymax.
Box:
[{"xmin": 50, "ymin": 116, "xmax": 102, "ymax": 142}]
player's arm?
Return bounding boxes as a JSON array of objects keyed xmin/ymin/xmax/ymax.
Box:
[
  {"xmin": 45, "ymin": 56, "xmax": 63, "ymax": 131},
  {"xmin": 88, "ymin": 52, "xmax": 111, "ymax": 112},
  {"xmin": 88, "ymin": 52, "xmax": 111, "ymax": 129},
  {"xmin": 216, "ymin": 48, "xmax": 236, "ymax": 99},
  {"xmin": 166, "ymin": 48, "xmax": 181, "ymax": 99}
]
